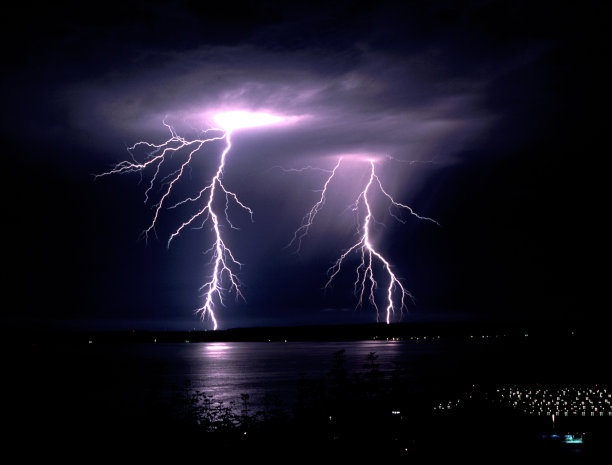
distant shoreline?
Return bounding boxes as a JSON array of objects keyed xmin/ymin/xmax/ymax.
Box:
[{"xmin": 5, "ymin": 319, "xmax": 605, "ymax": 345}]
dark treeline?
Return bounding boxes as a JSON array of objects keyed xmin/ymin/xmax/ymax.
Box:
[{"xmin": 149, "ymin": 350, "xmax": 609, "ymax": 460}]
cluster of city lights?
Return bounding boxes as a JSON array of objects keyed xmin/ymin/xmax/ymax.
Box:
[
  {"xmin": 493, "ymin": 385, "xmax": 611, "ymax": 417},
  {"xmin": 434, "ymin": 385, "xmax": 611, "ymax": 418}
]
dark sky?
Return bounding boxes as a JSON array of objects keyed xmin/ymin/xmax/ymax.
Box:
[{"xmin": 2, "ymin": 1, "xmax": 609, "ymax": 330}]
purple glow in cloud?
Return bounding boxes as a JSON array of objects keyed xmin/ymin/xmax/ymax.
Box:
[{"xmin": 76, "ymin": 46, "xmax": 490, "ymax": 169}]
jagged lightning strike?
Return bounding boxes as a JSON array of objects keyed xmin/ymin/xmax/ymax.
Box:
[
  {"xmin": 97, "ymin": 111, "xmax": 285, "ymax": 329},
  {"xmin": 289, "ymin": 157, "xmax": 439, "ymax": 324}
]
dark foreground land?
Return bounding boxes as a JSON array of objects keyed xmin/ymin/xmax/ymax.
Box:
[{"xmin": 3, "ymin": 320, "xmax": 609, "ymax": 461}]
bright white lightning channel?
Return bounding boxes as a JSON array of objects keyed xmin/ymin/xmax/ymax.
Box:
[
  {"xmin": 97, "ymin": 111, "xmax": 285, "ymax": 329},
  {"xmin": 290, "ymin": 157, "xmax": 439, "ymax": 324}
]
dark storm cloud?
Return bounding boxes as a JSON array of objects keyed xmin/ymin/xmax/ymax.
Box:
[
  {"xmin": 55, "ymin": 38, "xmax": 501, "ymax": 329},
  {"xmin": 2, "ymin": 0, "xmax": 607, "ymax": 329},
  {"xmin": 67, "ymin": 43, "xmax": 498, "ymax": 169}
]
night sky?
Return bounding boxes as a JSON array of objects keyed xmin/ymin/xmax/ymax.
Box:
[{"xmin": 2, "ymin": 1, "xmax": 608, "ymax": 331}]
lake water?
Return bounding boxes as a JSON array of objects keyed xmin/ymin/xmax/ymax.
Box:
[
  {"xmin": 26, "ymin": 340, "xmax": 452, "ymax": 410},
  {"xmin": 5, "ymin": 335, "xmax": 608, "ymax": 460},
  {"xmin": 9, "ymin": 336, "xmax": 606, "ymax": 429}
]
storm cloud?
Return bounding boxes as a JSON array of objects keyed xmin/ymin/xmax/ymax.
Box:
[{"xmin": 2, "ymin": 0, "xmax": 608, "ymax": 330}]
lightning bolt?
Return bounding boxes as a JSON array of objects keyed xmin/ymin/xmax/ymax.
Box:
[
  {"xmin": 97, "ymin": 121, "xmax": 252, "ymax": 330},
  {"xmin": 286, "ymin": 158, "xmax": 343, "ymax": 253},
  {"xmin": 290, "ymin": 157, "xmax": 439, "ymax": 324}
]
